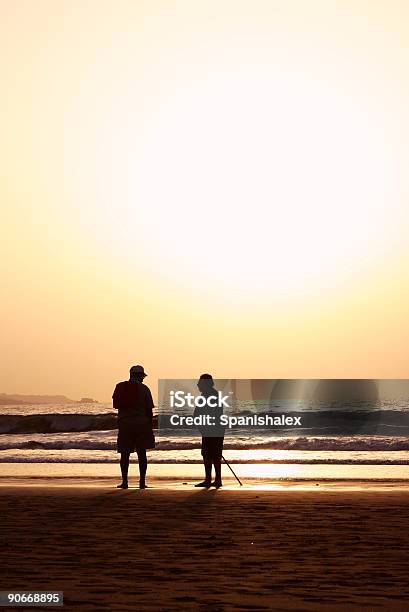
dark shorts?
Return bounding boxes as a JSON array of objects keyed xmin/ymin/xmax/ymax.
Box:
[
  {"xmin": 201, "ymin": 437, "xmax": 224, "ymax": 461},
  {"xmin": 117, "ymin": 417, "xmax": 155, "ymax": 453}
]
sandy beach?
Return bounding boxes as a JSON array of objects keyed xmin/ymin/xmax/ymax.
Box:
[{"xmin": 1, "ymin": 476, "xmax": 408, "ymax": 611}]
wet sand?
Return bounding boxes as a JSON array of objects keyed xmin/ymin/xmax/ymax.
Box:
[{"xmin": 1, "ymin": 478, "xmax": 409, "ymax": 610}]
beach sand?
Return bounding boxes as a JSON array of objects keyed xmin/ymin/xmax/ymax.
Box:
[{"xmin": 1, "ymin": 475, "xmax": 409, "ymax": 611}]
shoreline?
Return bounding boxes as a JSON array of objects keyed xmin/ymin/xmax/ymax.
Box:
[
  {"xmin": 1, "ymin": 462, "xmax": 409, "ymax": 494},
  {"xmin": 0, "ymin": 461, "xmax": 409, "ymax": 482}
]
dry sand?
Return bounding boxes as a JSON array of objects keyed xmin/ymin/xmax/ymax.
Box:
[{"xmin": 1, "ymin": 478, "xmax": 408, "ymax": 611}]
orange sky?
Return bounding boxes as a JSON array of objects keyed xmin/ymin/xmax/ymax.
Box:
[{"xmin": 1, "ymin": 0, "xmax": 409, "ymax": 401}]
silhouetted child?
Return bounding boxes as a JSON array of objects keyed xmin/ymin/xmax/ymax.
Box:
[{"xmin": 194, "ymin": 374, "xmax": 225, "ymax": 488}]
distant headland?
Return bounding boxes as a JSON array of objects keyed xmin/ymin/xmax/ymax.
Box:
[{"xmin": 0, "ymin": 394, "xmax": 99, "ymax": 406}]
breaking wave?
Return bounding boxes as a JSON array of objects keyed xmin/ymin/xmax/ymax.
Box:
[
  {"xmin": 0, "ymin": 434, "xmax": 408, "ymax": 452},
  {"xmin": 0, "ymin": 413, "xmax": 117, "ymax": 434},
  {"xmin": 1, "ymin": 409, "xmax": 408, "ymax": 435}
]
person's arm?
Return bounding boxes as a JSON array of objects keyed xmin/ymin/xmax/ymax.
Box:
[
  {"xmin": 112, "ymin": 385, "xmax": 120, "ymax": 411},
  {"xmin": 145, "ymin": 387, "xmax": 154, "ymax": 422}
]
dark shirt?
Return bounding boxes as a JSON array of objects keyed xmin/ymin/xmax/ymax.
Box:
[
  {"xmin": 193, "ymin": 390, "xmax": 225, "ymax": 437},
  {"xmin": 112, "ymin": 380, "xmax": 154, "ymax": 422}
]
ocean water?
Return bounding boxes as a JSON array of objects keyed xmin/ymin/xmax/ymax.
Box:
[{"xmin": 0, "ymin": 400, "xmax": 408, "ymax": 466}]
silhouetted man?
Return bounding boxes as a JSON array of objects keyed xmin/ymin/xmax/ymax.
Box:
[
  {"xmin": 194, "ymin": 373, "xmax": 225, "ymax": 488},
  {"xmin": 113, "ymin": 365, "xmax": 155, "ymax": 489}
]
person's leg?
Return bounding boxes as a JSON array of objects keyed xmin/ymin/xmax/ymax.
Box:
[
  {"xmin": 195, "ymin": 439, "xmax": 212, "ymax": 487},
  {"xmin": 137, "ymin": 449, "xmax": 147, "ymax": 488},
  {"xmin": 195, "ymin": 458, "xmax": 212, "ymax": 487},
  {"xmin": 118, "ymin": 452, "xmax": 130, "ymax": 488},
  {"xmin": 205, "ymin": 459, "xmax": 212, "ymax": 483},
  {"xmin": 212, "ymin": 439, "xmax": 224, "ymax": 487},
  {"xmin": 213, "ymin": 459, "xmax": 222, "ymax": 487}
]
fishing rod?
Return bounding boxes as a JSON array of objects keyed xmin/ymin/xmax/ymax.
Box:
[{"xmin": 222, "ymin": 455, "xmax": 243, "ymax": 486}]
